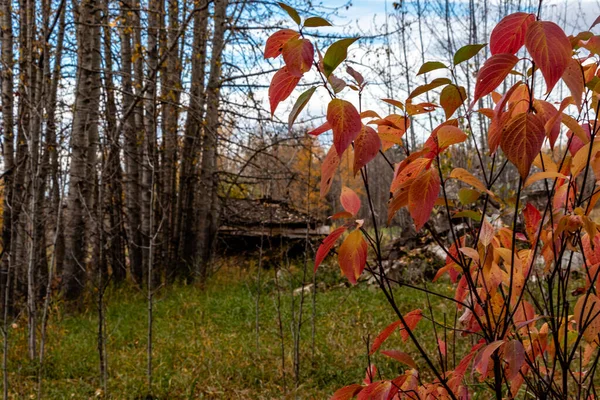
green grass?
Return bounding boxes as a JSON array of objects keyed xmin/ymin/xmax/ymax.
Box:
[{"xmin": 3, "ymin": 261, "xmax": 458, "ymax": 399}]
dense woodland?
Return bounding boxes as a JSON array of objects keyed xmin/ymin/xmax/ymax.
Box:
[{"xmin": 0, "ymin": 0, "xmax": 599, "ymax": 398}]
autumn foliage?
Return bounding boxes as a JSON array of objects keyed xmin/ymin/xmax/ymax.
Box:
[{"xmin": 267, "ymin": 4, "xmax": 600, "ymax": 399}]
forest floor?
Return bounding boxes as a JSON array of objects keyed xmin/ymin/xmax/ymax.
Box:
[{"xmin": 4, "ymin": 260, "xmax": 457, "ymax": 399}]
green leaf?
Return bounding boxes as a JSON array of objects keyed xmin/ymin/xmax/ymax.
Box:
[
  {"xmin": 303, "ymin": 16, "xmax": 331, "ymax": 27},
  {"xmin": 458, "ymin": 188, "xmax": 480, "ymax": 205},
  {"xmin": 453, "ymin": 43, "xmax": 487, "ymax": 66},
  {"xmin": 323, "ymin": 37, "xmax": 359, "ymax": 78},
  {"xmin": 407, "ymin": 77, "xmax": 451, "ymax": 100},
  {"xmin": 288, "ymin": 87, "xmax": 316, "ymax": 129},
  {"xmin": 453, "ymin": 210, "xmax": 482, "ymax": 222},
  {"xmin": 278, "ymin": 2, "xmax": 301, "ymax": 25},
  {"xmin": 417, "ymin": 61, "xmax": 447, "ymax": 75}
]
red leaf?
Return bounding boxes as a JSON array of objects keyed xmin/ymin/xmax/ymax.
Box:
[
  {"xmin": 364, "ymin": 365, "xmax": 377, "ymax": 384},
  {"xmin": 314, "ymin": 226, "xmax": 348, "ymax": 272},
  {"xmin": 346, "ymin": 65, "xmax": 364, "ymax": 85},
  {"xmin": 525, "ymin": 21, "xmax": 572, "ymax": 93},
  {"xmin": 448, "ymin": 342, "xmax": 485, "ymax": 392},
  {"xmin": 499, "ymin": 112, "xmax": 545, "ymax": 178},
  {"xmin": 327, "ymin": 99, "xmax": 362, "ymax": 156},
  {"xmin": 264, "ymin": 29, "xmax": 300, "ymax": 59},
  {"xmin": 399, "ymin": 309, "xmax": 422, "ymax": 342},
  {"xmin": 502, "ymin": 340, "xmax": 525, "ymax": 380},
  {"xmin": 409, "ymin": 168, "xmax": 440, "ymax": 231},
  {"xmin": 473, "ymin": 340, "xmax": 505, "ymax": 381},
  {"xmin": 523, "ymin": 203, "xmax": 542, "ymax": 243},
  {"xmin": 330, "ymin": 211, "xmax": 354, "ymax": 220},
  {"xmin": 535, "ymin": 99, "xmax": 561, "ymax": 149},
  {"xmin": 357, "ymin": 381, "xmax": 392, "ymax": 400},
  {"xmin": 308, "ymin": 121, "xmax": 331, "ymax": 136},
  {"xmin": 340, "ymin": 186, "xmax": 361, "ymax": 216},
  {"xmin": 320, "ymin": 145, "xmax": 340, "ymax": 197},
  {"xmin": 438, "ymin": 339, "xmax": 447, "ymax": 356},
  {"xmin": 282, "ymin": 38, "xmax": 314, "ymax": 77},
  {"xmin": 353, "ymin": 125, "xmax": 380, "ymax": 175},
  {"xmin": 370, "ymin": 320, "xmax": 402, "ymax": 354},
  {"xmin": 381, "ymin": 350, "xmax": 417, "ymax": 369},
  {"xmin": 490, "ymin": 12, "xmax": 535, "ymax": 55},
  {"xmin": 338, "ymin": 230, "xmax": 367, "ymax": 285},
  {"xmin": 567, "ymin": 123, "xmax": 591, "ymax": 156},
  {"xmin": 331, "ymin": 384, "xmax": 363, "ymax": 400},
  {"xmin": 269, "ymin": 67, "xmax": 301, "ymax": 116},
  {"xmin": 487, "ymin": 82, "xmax": 524, "ymax": 153},
  {"xmin": 471, "ymin": 54, "xmax": 519, "ymax": 107}
]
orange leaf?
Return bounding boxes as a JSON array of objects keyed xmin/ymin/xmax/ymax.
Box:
[
  {"xmin": 471, "ymin": 54, "xmax": 519, "ymax": 107},
  {"xmin": 264, "ymin": 29, "xmax": 300, "ymax": 59},
  {"xmin": 338, "ymin": 230, "xmax": 367, "ymax": 285},
  {"xmin": 571, "ymin": 141, "xmax": 600, "ymax": 178},
  {"xmin": 390, "ymin": 156, "xmax": 429, "ymax": 193},
  {"xmin": 490, "ymin": 12, "xmax": 535, "ymax": 55},
  {"xmin": 408, "ymin": 168, "xmax": 440, "ymax": 231},
  {"xmin": 282, "ymin": 38, "xmax": 314, "ymax": 77},
  {"xmin": 524, "ymin": 171, "xmax": 568, "ymax": 188},
  {"xmin": 436, "ymin": 125, "xmax": 468, "ymax": 150},
  {"xmin": 525, "ymin": 21, "xmax": 572, "ymax": 93},
  {"xmin": 381, "ymin": 98, "xmax": 404, "ymax": 110},
  {"xmin": 314, "ymin": 225, "xmax": 348, "ymax": 272},
  {"xmin": 320, "ymin": 145, "xmax": 339, "ymax": 197},
  {"xmin": 340, "ymin": 186, "xmax": 361, "ymax": 216},
  {"xmin": 381, "ymin": 350, "xmax": 417, "ymax": 369},
  {"xmin": 327, "ymin": 99, "xmax": 362, "ymax": 156},
  {"xmin": 449, "ymin": 168, "xmax": 489, "ymax": 194},
  {"xmin": 562, "ymin": 58, "xmax": 585, "ymax": 110},
  {"xmin": 360, "ymin": 110, "xmax": 381, "ymax": 119},
  {"xmin": 574, "ymin": 294, "xmax": 600, "ymax": 345},
  {"xmin": 479, "ymin": 220, "xmax": 494, "ymax": 247},
  {"xmin": 353, "ymin": 125, "xmax": 381, "ymax": 175},
  {"xmin": 500, "ymin": 112, "xmax": 545, "ymax": 178},
  {"xmin": 440, "ymin": 84, "xmax": 466, "ymax": 120},
  {"xmin": 269, "ymin": 67, "xmax": 301, "ymax": 116}
]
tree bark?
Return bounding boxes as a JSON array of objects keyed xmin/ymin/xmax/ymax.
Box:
[
  {"xmin": 63, "ymin": 0, "xmax": 101, "ymax": 303},
  {"xmin": 175, "ymin": 0, "xmax": 209, "ymax": 277},
  {"xmin": 197, "ymin": 0, "xmax": 228, "ymax": 282}
]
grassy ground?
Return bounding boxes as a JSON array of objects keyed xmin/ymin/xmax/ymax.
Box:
[{"xmin": 3, "ymin": 260, "xmax": 458, "ymax": 399}]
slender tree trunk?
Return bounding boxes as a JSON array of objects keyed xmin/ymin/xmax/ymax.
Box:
[
  {"xmin": 0, "ymin": 0, "xmax": 15, "ymax": 396},
  {"xmin": 143, "ymin": 0, "xmax": 160, "ymax": 286},
  {"xmin": 160, "ymin": 0, "xmax": 181, "ymax": 279},
  {"xmin": 197, "ymin": 0, "xmax": 228, "ymax": 282},
  {"xmin": 0, "ymin": 0, "xmax": 15, "ymax": 319},
  {"xmin": 120, "ymin": 0, "xmax": 144, "ymax": 285},
  {"xmin": 63, "ymin": 0, "xmax": 101, "ymax": 303},
  {"xmin": 176, "ymin": 0, "xmax": 209, "ymax": 275},
  {"xmin": 101, "ymin": 0, "xmax": 127, "ymax": 283}
]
